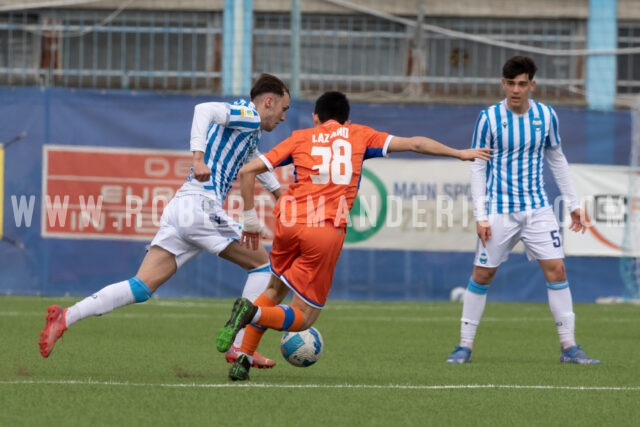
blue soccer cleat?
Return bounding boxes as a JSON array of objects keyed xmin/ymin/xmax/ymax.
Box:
[
  {"xmin": 560, "ymin": 345, "xmax": 600, "ymax": 365},
  {"xmin": 446, "ymin": 346, "xmax": 472, "ymax": 364}
]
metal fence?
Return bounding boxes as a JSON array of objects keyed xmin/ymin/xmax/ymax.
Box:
[
  {"xmin": 619, "ymin": 21, "xmax": 640, "ymax": 96},
  {"xmin": 1, "ymin": 8, "xmax": 638, "ymax": 105},
  {"xmin": 254, "ymin": 14, "xmax": 588, "ymax": 103},
  {"xmin": 0, "ymin": 9, "xmax": 223, "ymax": 91}
]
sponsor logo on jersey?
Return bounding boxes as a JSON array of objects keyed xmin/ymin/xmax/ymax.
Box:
[
  {"xmin": 240, "ymin": 107, "xmax": 255, "ymax": 117},
  {"xmin": 532, "ymin": 117, "xmax": 543, "ymax": 132}
]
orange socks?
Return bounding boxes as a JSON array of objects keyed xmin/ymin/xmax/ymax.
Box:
[
  {"xmin": 240, "ymin": 324, "xmax": 266, "ymax": 356},
  {"xmin": 239, "ymin": 293, "xmax": 306, "ymax": 356},
  {"xmin": 255, "ymin": 304, "xmax": 305, "ymax": 331},
  {"xmin": 239, "ymin": 293, "xmax": 276, "ymax": 356}
]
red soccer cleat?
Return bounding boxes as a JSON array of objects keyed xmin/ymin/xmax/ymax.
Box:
[
  {"xmin": 225, "ymin": 345, "xmax": 276, "ymax": 369},
  {"xmin": 38, "ymin": 305, "xmax": 68, "ymax": 358}
]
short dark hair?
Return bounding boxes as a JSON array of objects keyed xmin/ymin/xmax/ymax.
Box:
[
  {"xmin": 250, "ymin": 74, "xmax": 289, "ymax": 100},
  {"xmin": 502, "ymin": 56, "xmax": 538, "ymax": 80},
  {"xmin": 314, "ymin": 91, "xmax": 350, "ymax": 124}
]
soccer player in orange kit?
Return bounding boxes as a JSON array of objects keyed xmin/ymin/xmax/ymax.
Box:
[{"xmin": 216, "ymin": 91, "xmax": 493, "ymax": 380}]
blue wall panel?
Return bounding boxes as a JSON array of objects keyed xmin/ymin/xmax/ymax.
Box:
[{"xmin": 0, "ymin": 87, "xmax": 631, "ymax": 302}]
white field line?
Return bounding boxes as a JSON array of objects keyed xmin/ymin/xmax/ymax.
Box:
[{"xmin": 1, "ymin": 379, "xmax": 639, "ymax": 391}]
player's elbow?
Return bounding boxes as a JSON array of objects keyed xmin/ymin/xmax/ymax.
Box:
[
  {"xmin": 193, "ymin": 103, "xmax": 205, "ymax": 115},
  {"xmin": 408, "ymin": 137, "xmax": 431, "ymax": 153},
  {"xmin": 412, "ymin": 138, "xmax": 427, "ymax": 152}
]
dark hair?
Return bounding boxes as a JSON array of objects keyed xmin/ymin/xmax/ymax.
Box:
[
  {"xmin": 314, "ymin": 91, "xmax": 350, "ymax": 124},
  {"xmin": 502, "ymin": 56, "xmax": 538, "ymax": 80},
  {"xmin": 250, "ymin": 73, "xmax": 289, "ymax": 100}
]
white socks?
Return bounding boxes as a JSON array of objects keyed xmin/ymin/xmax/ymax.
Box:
[
  {"xmin": 547, "ymin": 284, "xmax": 576, "ymax": 347},
  {"xmin": 65, "ymin": 280, "xmax": 135, "ymax": 327},
  {"xmin": 455, "ymin": 278, "xmax": 577, "ymax": 350},
  {"xmin": 460, "ymin": 289, "xmax": 487, "ymax": 348}
]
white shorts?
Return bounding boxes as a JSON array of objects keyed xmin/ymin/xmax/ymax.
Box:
[
  {"xmin": 150, "ymin": 194, "xmax": 241, "ymax": 268},
  {"xmin": 474, "ymin": 206, "xmax": 564, "ymax": 268}
]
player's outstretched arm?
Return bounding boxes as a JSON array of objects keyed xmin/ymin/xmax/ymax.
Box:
[{"xmin": 387, "ymin": 136, "xmax": 492, "ymax": 161}]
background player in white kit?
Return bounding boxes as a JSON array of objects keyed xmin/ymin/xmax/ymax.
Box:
[
  {"xmin": 446, "ymin": 56, "xmax": 599, "ymax": 365},
  {"xmin": 39, "ymin": 74, "xmax": 291, "ymax": 369}
]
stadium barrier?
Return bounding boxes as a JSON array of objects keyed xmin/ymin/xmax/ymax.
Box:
[{"xmin": 0, "ymin": 87, "xmax": 631, "ymax": 302}]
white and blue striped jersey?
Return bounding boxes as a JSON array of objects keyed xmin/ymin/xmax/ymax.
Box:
[
  {"xmin": 471, "ymin": 99, "xmax": 561, "ymax": 214},
  {"xmin": 177, "ymin": 99, "xmax": 279, "ymax": 202}
]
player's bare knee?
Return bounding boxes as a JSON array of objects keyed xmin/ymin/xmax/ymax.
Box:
[
  {"xmin": 472, "ymin": 266, "xmax": 496, "ymax": 284},
  {"xmin": 541, "ymin": 261, "xmax": 566, "ymax": 282},
  {"xmin": 266, "ymin": 277, "xmax": 289, "ymax": 298},
  {"xmin": 248, "ymin": 257, "xmax": 268, "ymax": 270},
  {"xmin": 294, "ymin": 311, "xmax": 314, "ymax": 331},
  {"xmin": 244, "ymin": 247, "xmax": 269, "ymax": 269},
  {"xmin": 219, "ymin": 241, "xmax": 268, "ymax": 270}
]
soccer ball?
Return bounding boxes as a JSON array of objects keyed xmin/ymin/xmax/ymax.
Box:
[
  {"xmin": 280, "ymin": 327, "xmax": 324, "ymax": 367},
  {"xmin": 450, "ymin": 286, "xmax": 466, "ymax": 302}
]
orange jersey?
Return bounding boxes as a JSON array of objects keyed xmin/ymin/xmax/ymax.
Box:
[{"xmin": 262, "ymin": 120, "xmax": 392, "ymax": 227}]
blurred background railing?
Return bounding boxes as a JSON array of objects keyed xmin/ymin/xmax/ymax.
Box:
[{"xmin": 0, "ymin": 1, "xmax": 639, "ymax": 106}]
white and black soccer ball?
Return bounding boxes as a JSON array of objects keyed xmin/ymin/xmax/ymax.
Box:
[{"xmin": 280, "ymin": 327, "xmax": 324, "ymax": 367}]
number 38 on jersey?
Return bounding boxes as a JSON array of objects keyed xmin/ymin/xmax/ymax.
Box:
[{"xmin": 310, "ymin": 139, "xmax": 353, "ymax": 185}]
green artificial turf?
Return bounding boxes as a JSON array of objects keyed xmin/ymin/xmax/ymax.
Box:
[{"xmin": 1, "ymin": 296, "xmax": 639, "ymax": 426}]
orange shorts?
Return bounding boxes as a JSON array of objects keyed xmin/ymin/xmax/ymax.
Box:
[{"xmin": 269, "ymin": 220, "xmax": 346, "ymax": 308}]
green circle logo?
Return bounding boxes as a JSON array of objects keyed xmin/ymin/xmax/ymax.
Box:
[{"xmin": 346, "ymin": 167, "xmax": 387, "ymax": 243}]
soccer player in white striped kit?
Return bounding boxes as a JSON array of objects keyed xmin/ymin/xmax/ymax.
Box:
[
  {"xmin": 446, "ymin": 56, "xmax": 599, "ymax": 364},
  {"xmin": 39, "ymin": 74, "xmax": 290, "ymax": 369}
]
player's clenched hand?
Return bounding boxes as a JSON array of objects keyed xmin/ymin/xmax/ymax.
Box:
[
  {"xmin": 476, "ymin": 220, "xmax": 492, "ymax": 248},
  {"xmin": 193, "ymin": 160, "xmax": 211, "ymax": 182},
  {"xmin": 241, "ymin": 208, "xmax": 262, "ymax": 250},
  {"xmin": 459, "ymin": 148, "xmax": 493, "ymax": 162}
]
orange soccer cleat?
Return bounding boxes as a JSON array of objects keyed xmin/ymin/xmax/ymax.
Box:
[{"xmin": 38, "ymin": 305, "xmax": 68, "ymax": 358}]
